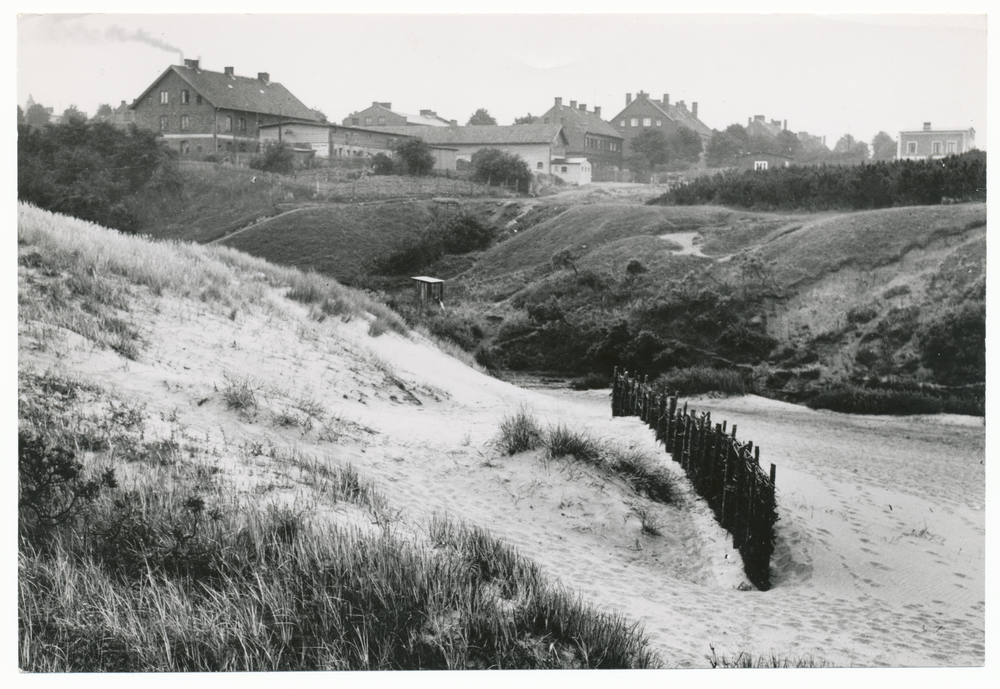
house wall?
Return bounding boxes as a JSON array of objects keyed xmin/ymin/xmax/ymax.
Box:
[
  {"xmin": 450, "ymin": 142, "xmax": 561, "ymax": 175},
  {"xmin": 343, "ymin": 105, "xmax": 408, "ymax": 128},
  {"xmin": 551, "ymin": 160, "xmax": 592, "ymax": 185},
  {"xmin": 736, "ymin": 153, "xmax": 791, "ymax": 171},
  {"xmin": 537, "ymin": 104, "xmax": 623, "ymax": 180},
  {"xmin": 612, "ymin": 98, "xmax": 684, "ymax": 157},
  {"xmin": 260, "ymin": 123, "xmax": 331, "ymax": 157},
  {"xmin": 898, "ymin": 129, "xmax": 975, "ymax": 160}
]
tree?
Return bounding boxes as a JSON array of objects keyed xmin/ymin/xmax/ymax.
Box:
[
  {"xmin": 371, "ymin": 152, "xmax": 395, "ymax": 175},
  {"xmin": 834, "ymin": 134, "xmax": 870, "ymax": 163},
  {"xmin": 630, "ymin": 129, "xmax": 670, "ymax": 169},
  {"xmin": 92, "ymin": 103, "xmax": 113, "ymax": 122},
  {"xmin": 467, "ymin": 108, "xmax": 497, "ymax": 126},
  {"xmin": 668, "ymin": 126, "xmax": 703, "ymax": 164},
  {"xmin": 513, "ymin": 113, "xmax": 535, "ymax": 125},
  {"xmin": 393, "ymin": 137, "xmax": 435, "ymax": 176},
  {"xmin": 25, "ymin": 102, "xmax": 50, "ymax": 127},
  {"xmin": 249, "ymin": 140, "xmax": 295, "ymax": 174},
  {"xmin": 61, "ymin": 105, "xmax": 87, "ymax": 125},
  {"xmin": 17, "ymin": 105, "xmax": 25, "ymax": 125},
  {"xmin": 312, "ymin": 107, "xmax": 329, "ymax": 123},
  {"xmin": 470, "ymin": 147, "xmax": 532, "ymax": 193},
  {"xmin": 871, "ymin": 131, "xmax": 896, "ymax": 161},
  {"xmin": 705, "ymin": 130, "xmax": 742, "ymax": 167},
  {"xmin": 774, "ymin": 130, "xmax": 803, "ymax": 159},
  {"xmin": 724, "ymin": 123, "xmax": 750, "ymax": 155}
]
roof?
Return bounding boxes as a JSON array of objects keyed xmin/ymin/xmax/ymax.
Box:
[
  {"xmin": 377, "ymin": 124, "xmax": 567, "ymax": 146},
  {"xmin": 608, "ymin": 93, "xmax": 713, "ymax": 139},
  {"xmin": 348, "ymin": 103, "xmax": 452, "ymax": 127},
  {"xmin": 259, "ymin": 120, "xmax": 417, "ymax": 138},
  {"xmin": 540, "ymin": 104, "xmax": 623, "ymax": 140},
  {"xmin": 899, "ymin": 127, "xmax": 975, "ymax": 135},
  {"xmin": 132, "ymin": 63, "xmax": 319, "ymax": 121}
]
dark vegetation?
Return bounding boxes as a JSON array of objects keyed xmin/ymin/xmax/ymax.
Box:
[
  {"xmin": 651, "ymin": 151, "xmax": 986, "ymax": 210},
  {"xmin": 248, "ymin": 140, "xmax": 295, "ymax": 174},
  {"xmin": 17, "ymin": 120, "xmax": 181, "ymax": 233},
  {"xmin": 370, "ymin": 213, "xmax": 497, "ymax": 277},
  {"xmin": 471, "ymin": 147, "xmax": 534, "ymax": 194}
]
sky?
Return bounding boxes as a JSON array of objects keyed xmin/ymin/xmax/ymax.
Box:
[{"xmin": 14, "ymin": 9, "xmax": 990, "ymax": 151}]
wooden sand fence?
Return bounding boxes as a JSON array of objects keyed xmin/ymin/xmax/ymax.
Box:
[{"xmin": 612, "ymin": 367, "xmax": 778, "ymax": 590}]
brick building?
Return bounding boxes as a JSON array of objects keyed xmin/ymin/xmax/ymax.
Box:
[
  {"xmin": 898, "ymin": 122, "xmax": 976, "ymax": 160},
  {"xmin": 609, "ymin": 91, "xmax": 713, "ymax": 162},
  {"xmin": 129, "ymin": 59, "xmax": 319, "ymax": 159},
  {"xmin": 343, "ymin": 102, "xmax": 454, "ymax": 128},
  {"xmin": 534, "ymin": 98, "xmax": 623, "ymax": 181}
]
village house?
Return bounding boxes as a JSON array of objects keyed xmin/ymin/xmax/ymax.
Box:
[
  {"xmin": 343, "ymin": 102, "xmax": 455, "ymax": 128},
  {"xmin": 533, "ymin": 98, "xmax": 622, "ymax": 181},
  {"xmin": 745, "ymin": 114, "xmax": 787, "ymax": 140},
  {"xmin": 258, "ymin": 120, "xmax": 457, "ymax": 170},
  {"xmin": 609, "ymin": 91, "xmax": 713, "ymax": 160},
  {"xmin": 128, "ymin": 58, "xmax": 320, "ymax": 159},
  {"xmin": 898, "ymin": 122, "xmax": 976, "ymax": 160},
  {"xmin": 377, "ymin": 123, "xmax": 569, "ymax": 178}
]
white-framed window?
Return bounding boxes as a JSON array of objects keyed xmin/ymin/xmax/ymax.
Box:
[
  {"xmin": 620, "ymin": 120, "xmax": 625, "ymax": 127},
  {"xmin": 643, "ymin": 117, "xmax": 651, "ymax": 126},
  {"xmin": 656, "ymin": 119, "xmax": 662, "ymax": 126},
  {"xmin": 630, "ymin": 118, "xmax": 638, "ymax": 127},
  {"xmin": 180, "ymin": 115, "xmax": 189, "ymax": 130},
  {"xmin": 947, "ymin": 141, "xmax": 957, "ymax": 153},
  {"xmin": 377, "ymin": 116, "xmax": 385, "ymax": 125},
  {"xmin": 159, "ymin": 115, "xmax": 169, "ymax": 131},
  {"xmin": 364, "ymin": 116, "xmax": 372, "ymax": 125},
  {"xmin": 181, "ymin": 90, "xmax": 190, "ymax": 104},
  {"xmin": 754, "ymin": 160, "xmax": 768, "ymax": 171},
  {"xmin": 906, "ymin": 141, "xmax": 917, "ymax": 155},
  {"xmin": 225, "ymin": 116, "xmax": 232, "ymax": 132},
  {"xmin": 932, "ymin": 141, "xmax": 942, "ymax": 155},
  {"xmin": 159, "ymin": 90, "xmax": 169, "ymax": 105}
]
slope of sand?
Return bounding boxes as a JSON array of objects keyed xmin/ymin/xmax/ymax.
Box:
[{"xmin": 21, "ymin": 282, "xmax": 985, "ymax": 668}]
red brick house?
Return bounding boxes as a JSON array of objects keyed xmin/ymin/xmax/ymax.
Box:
[
  {"xmin": 534, "ymin": 98, "xmax": 623, "ymax": 181},
  {"xmin": 898, "ymin": 122, "xmax": 976, "ymax": 160},
  {"xmin": 129, "ymin": 59, "xmax": 320, "ymax": 159},
  {"xmin": 343, "ymin": 102, "xmax": 454, "ymax": 128},
  {"xmin": 609, "ymin": 91, "xmax": 713, "ymax": 161}
]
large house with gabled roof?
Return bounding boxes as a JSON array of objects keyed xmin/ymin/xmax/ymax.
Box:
[
  {"xmin": 609, "ymin": 91, "xmax": 713, "ymax": 164},
  {"xmin": 128, "ymin": 58, "xmax": 320, "ymax": 159},
  {"xmin": 533, "ymin": 98, "xmax": 623, "ymax": 181},
  {"xmin": 343, "ymin": 102, "xmax": 455, "ymax": 128}
]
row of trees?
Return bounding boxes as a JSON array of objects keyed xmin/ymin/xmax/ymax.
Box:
[
  {"xmin": 705, "ymin": 122, "xmax": 898, "ymax": 168},
  {"xmin": 18, "ymin": 100, "xmax": 99, "ymax": 128},
  {"xmin": 650, "ymin": 150, "xmax": 986, "ymax": 211},
  {"xmin": 627, "ymin": 127, "xmax": 704, "ymax": 179},
  {"xmin": 18, "ymin": 119, "xmax": 181, "ymax": 233}
]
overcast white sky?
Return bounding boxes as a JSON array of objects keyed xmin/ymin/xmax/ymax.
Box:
[{"xmin": 15, "ymin": 7, "xmax": 989, "ymax": 150}]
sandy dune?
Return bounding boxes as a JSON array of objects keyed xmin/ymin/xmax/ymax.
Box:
[{"xmin": 22, "ymin": 282, "xmax": 985, "ymax": 669}]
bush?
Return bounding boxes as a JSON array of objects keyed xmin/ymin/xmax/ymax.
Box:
[
  {"xmin": 249, "ymin": 140, "xmax": 295, "ymax": 174},
  {"xmin": 653, "ymin": 366, "xmax": 758, "ymax": 398},
  {"xmin": 471, "ymin": 147, "xmax": 533, "ymax": 194},
  {"xmin": 917, "ymin": 301, "xmax": 986, "ymax": 385},
  {"xmin": 493, "ymin": 407, "xmax": 544, "ymax": 455},
  {"xmin": 393, "ymin": 138, "xmax": 435, "ymax": 176},
  {"xmin": 372, "ymin": 213, "xmax": 496, "ymax": 275}
]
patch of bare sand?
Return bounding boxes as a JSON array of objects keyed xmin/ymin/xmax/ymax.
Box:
[{"xmin": 24, "ymin": 284, "xmax": 985, "ymax": 668}]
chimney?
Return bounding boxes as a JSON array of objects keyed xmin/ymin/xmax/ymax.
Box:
[
  {"xmin": 184, "ymin": 58, "xmax": 200, "ymax": 70},
  {"xmin": 570, "ymin": 100, "xmax": 577, "ymax": 109},
  {"xmin": 923, "ymin": 122, "xmax": 932, "ymax": 131},
  {"xmin": 626, "ymin": 93, "xmax": 632, "ymax": 105},
  {"xmin": 257, "ymin": 72, "xmax": 269, "ymax": 83},
  {"xmin": 663, "ymin": 93, "xmax": 670, "ymax": 106},
  {"xmin": 678, "ymin": 100, "xmax": 686, "ymax": 110},
  {"xmin": 783, "ymin": 119, "xmax": 787, "ymax": 130},
  {"xmin": 692, "ymin": 102, "xmax": 698, "ymax": 118},
  {"xmin": 224, "ymin": 66, "xmax": 234, "ymax": 77},
  {"xmin": 748, "ymin": 117, "xmax": 752, "ymax": 126},
  {"xmin": 555, "ymin": 97, "xmax": 562, "ymax": 107},
  {"xmin": 579, "ymin": 103, "xmax": 586, "ymax": 111},
  {"xmin": 120, "ymin": 100, "xmax": 127, "ymax": 107},
  {"xmin": 594, "ymin": 106, "xmax": 601, "ymax": 117},
  {"xmin": 450, "ymin": 120, "xmax": 457, "ymax": 126},
  {"xmin": 420, "ymin": 109, "xmax": 437, "ymax": 117}
]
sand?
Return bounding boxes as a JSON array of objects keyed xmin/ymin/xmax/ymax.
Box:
[{"xmin": 20, "ymin": 283, "xmax": 986, "ymax": 670}]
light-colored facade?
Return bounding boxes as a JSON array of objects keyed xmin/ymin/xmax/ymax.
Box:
[
  {"xmin": 898, "ymin": 123, "xmax": 976, "ymax": 160},
  {"xmin": 550, "ymin": 157, "xmax": 592, "ymax": 185}
]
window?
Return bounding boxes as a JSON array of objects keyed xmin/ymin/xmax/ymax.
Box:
[
  {"xmin": 180, "ymin": 140, "xmax": 189, "ymax": 154},
  {"xmin": 537, "ymin": 162, "xmax": 544, "ymax": 169},
  {"xmin": 620, "ymin": 120, "xmax": 625, "ymax": 127},
  {"xmin": 239, "ymin": 143, "xmax": 246, "ymax": 152},
  {"xmin": 196, "ymin": 95, "xmax": 202, "ymax": 105},
  {"xmin": 181, "ymin": 90, "xmax": 190, "ymax": 104},
  {"xmin": 947, "ymin": 141, "xmax": 957, "ymax": 153},
  {"xmin": 225, "ymin": 116, "xmax": 232, "ymax": 132},
  {"xmin": 630, "ymin": 118, "xmax": 638, "ymax": 127},
  {"xmin": 159, "ymin": 116, "xmax": 169, "ymax": 131},
  {"xmin": 377, "ymin": 116, "xmax": 385, "ymax": 125},
  {"xmin": 561, "ymin": 166, "xmax": 568, "ymax": 173},
  {"xmin": 180, "ymin": 115, "xmax": 190, "ymax": 131},
  {"xmin": 160, "ymin": 90, "xmax": 169, "ymax": 105},
  {"xmin": 352, "ymin": 117, "xmax": 359, "ymax": 125},
  {"xmin": 364, "ymin": 116, "xmax": 372, "ymax": 125},
  {"xmin": 754, "ymin": 160, "xmax": 768, "ymax": 171},
  {"xmin": 906, "ymin": 141, "xmax": 917, "ymax": 155},
  {"xmin": 643, "ymin": 118, "xmax": 651, "ymax": 126},
  {"xmin": 656, "ymin": 120, "xmax": 662, "ymax": 126},
  {"xmin": 932, "ymin": 141, "xmax": 942, "ymax": 155},
  {"xmin": 239, "ymin": 118, "xmax": 247, "ymax": 133}
]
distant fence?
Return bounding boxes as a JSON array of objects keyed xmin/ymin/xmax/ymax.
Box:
[{"xmin": 612, "ymin": 368, "xmax": 778, "ymax": 590}]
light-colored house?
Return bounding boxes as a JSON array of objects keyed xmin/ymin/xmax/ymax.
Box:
[
  {"xmin": 898, "ymin": 122, "xmax": 976, "ymax": 160},
  {"xmin": 377, "ymin": 124, "xmax": 569, "ymax": 175},
  {"xmin": 535, "ymin": 98, "xmax": 624, "ymax": 181},
  {"xmin": 550, "ymin": 157, "xmax": 592, "ymax": 185}
]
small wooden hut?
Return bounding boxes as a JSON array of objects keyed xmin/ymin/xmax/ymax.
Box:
[{"xmin": 411, "ymin": 276, "xmax": 445, "ymax": 308}]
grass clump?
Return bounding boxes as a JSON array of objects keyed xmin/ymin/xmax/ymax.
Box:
[
  {"xmin": 653, "ymin": 366, "xmax": 758, "ymax": 398},
  {"xmin": 605, "ymin": 446, "xmax": 679, "ymax": 505},
  {"xmin": 545, "ymin": 424, "xmax": 602, "ymax": 464},
  {"xmin": 221, "ymin": 372, "xmax": 262, "ymax": 414},
  {"xmin": 493, "ymin": 406, "xmax": 545, "ymax": 456},
  {"xmin": 707, "ymin": 645, "xmax": 828, "ymax": 668}
]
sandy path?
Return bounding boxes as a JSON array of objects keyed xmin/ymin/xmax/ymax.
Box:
[{"xmin": 25, "ymin": 285, "xmax": 985, "ymax": 668}]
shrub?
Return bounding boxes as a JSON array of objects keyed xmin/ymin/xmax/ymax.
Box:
[
  {"xmin": 653, "ymin": 366, "xmax": 757, "ymax": 398},
  {"xmin": 471, "ymin": 147, "xmax": 533, "ymax": 193},
  {"xmin": 249, "ymin": 140, "xmax": 295, "ymax": 174},
  {"xmin": 371, "ymin": 152, "xmax": 395, "ymax": 175},
  {"xmin": 545, "ymin": 425, "xmax": 601, "ymax": 463},
  {"xmin": 605, "ymin": 446, "xmax": 678, "ymax": 504},
  {"xmin": 917, "ymin": 301, "xmax": 986, "ymax": 385},
  {"xmin": 393, "ymin": 138, "xmax": 435, "ymax": 176},
  {"xmin": 493, "ymin": 407, "xmax": 544, "ymax": 455}
]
